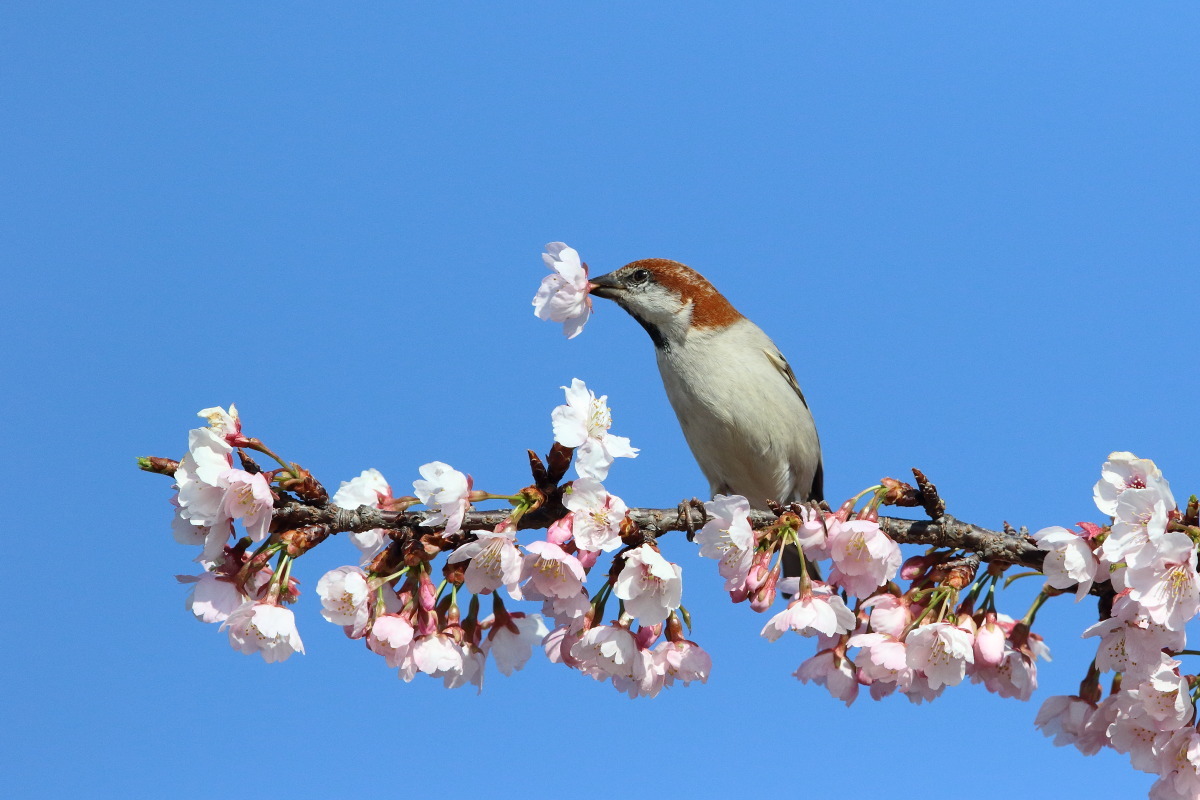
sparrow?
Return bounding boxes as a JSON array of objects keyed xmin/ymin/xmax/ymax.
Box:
[{"xmin": 588, "ymin": 258, "xmax": 823, "ymax": 510}]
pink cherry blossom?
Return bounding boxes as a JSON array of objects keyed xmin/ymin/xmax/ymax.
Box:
[
  {"xmin": 861, "ymin": 593, "xmax": 912, "ymax": 639},
  {"xmin": 1033, "ymin": 525, "xmax": 1099, "ymax": 600},
  {"xmin": 1103, "ymin": 490, "xmax": 1171, "ymax": 566},
  {"xmin": 1121, "ymin": 657, "xmax": 1194, "ymax": 733},
  {"xmin": 695, "ymin": 494, "xmax": 755, "ymax": 590},
  {"xmin": 368, "ymin": 614, "xmax": 416, "ymax": 668},
  {"xmin": 332, "ymin": 468, "xmax": 392, "ymax": 559},
  {"xmin": 317, "ymin": 566, "xmax": 372, "ymax": 636},
  {"xmin": 517, "ymin": 540, "xmax": 586, "ymax": 600},
  {"xmin": 410, "ymin": 633, "xmax": 465, "ymax": 678},
  {"xmin": 484, "ymin": 613, "xmax": 549, "ymax": 676},
  {"xmin": 222, "ymin": 601, "xmax": 305, "ymax": 663},
  {"xmin": 973, "ymin": 615, "xmax": 1006, "ymax": 666},
  {"xmin": 795, "ymin": 507, "xmax": 833, "ymax": 562},
  {"xmin": 1125, "ymin": 532, "xmax": 1200, "ymax": 631},
  {"xmin": 541, "ymin": 591, "xmax": 592, "ymax": 626},
  {"xmin": 196, "ymin": 404, "xmax": 251, "ymax": 446},
  {"xmin": 174, "ymin": 427, "xmax": 233, "ymax": 529},
  {"xmin": 413, "ymin": 461, "xmax": 471, "ymax": 536},
  {"xmin": 533, "ymin": 242, "xmax": 592, "ymax": 339},
  {"xmin": 794, "ymin": 649, "xmax": 859, "ymax": 706},
  {"xmin": 1094, "ymin": 451, "xmax": 1175, "ymax": 517},
  {"xmin": 905, "ymin": 621, "xmax": 975, "ymax": 689},
  {"xmin": 654, "ymin": 640, "xmax": 711, "ymax": 688},
  {"xmin": 218, "ymin": 469, "xmax": 274, "ymax": 543},
  {"xmin": 563, "ymin": 477, "xmax": 628, "ymax": 552},
  {"xmin": 1151, "ymin": 727, "xmax": 1200, "ymax": 799},
  {"xmin": 1083, "ymin": 598, "xmax": 1184, "ymax": 678},
  {"xmin": 971, "ymin": 643, "xmax": 1040, "ymax": 701},
  {"xmin": 178, "ymin": 571, "xmax": 244, "ymax": 624},
  {"xmin": 827, "ymin": 519, "xmax": 901, "ymax": 597},
  {"xmin": 1035, "ymin": 695, "xmax": 1100, "ymax": 754},
  {"xmin": 570, "ymin": 624, "xmax": 644, "ymax": 681},
  {"xmin": 447, "ymin": 524, "xmax": 523, "ymax": 596},
  {"xmin": 551, "ymin": 379, "xmax": 638, "ymax": 480},
  {"xmin": 761, "ymin": 584, "xmax": 856, "ymax": 641},
  {"xmin": 614, "ymin": 544, "xmax": 684, "ymax": 625}
]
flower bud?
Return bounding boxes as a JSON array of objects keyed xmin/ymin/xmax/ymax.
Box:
[
  {"xmin": 900, "ymin": 555, "xmax": 931, "ymax": 581},
  {"xmin": 750, "ymin": 572, "xmax": 778, "ymax": 612}
]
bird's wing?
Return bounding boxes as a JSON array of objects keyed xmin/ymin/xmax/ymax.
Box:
[{"xmin": 763, "ymin": 348, "xmax": 810, "ymax": 409}]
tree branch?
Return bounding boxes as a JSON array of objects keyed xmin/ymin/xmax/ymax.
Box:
[{"xmin": 268, "ymin": 500, "xmax": 1046, "ymax": 572}]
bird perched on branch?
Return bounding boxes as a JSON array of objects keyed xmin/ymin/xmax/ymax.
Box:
[{"xmin": 588, "ymin": 259, "xmax": 823, "ymax": 510}]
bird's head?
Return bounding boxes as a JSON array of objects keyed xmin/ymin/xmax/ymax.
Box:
[{"xmin": 589, "ymin": 258, "xmax": 743, "ymax": 349}]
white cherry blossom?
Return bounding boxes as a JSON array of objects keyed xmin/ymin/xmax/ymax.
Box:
[
  {"xmin": 695, "ymin": 494, "xmax": 755, "ymax": 590},
  {"xmin": 551, "ymin": 379, "xmax": 638, "ymax": 480},
  {"xmin": 222, "ymin": 601, "xmax": 305, "ymax": 663},
  {"xmin": 413, "ymin": 461, "xmax": 471, "ymax": 536},
  {"xmin": 614, "ymin": 544, "xmax": 683, "ymax": 625},
  {"xmin": 563, "ymin": 478, "xmax": 627, "ymax": 552},
  {"xmin": 533, "ymin": 242, "xmax": 592, "ymax": 339}
]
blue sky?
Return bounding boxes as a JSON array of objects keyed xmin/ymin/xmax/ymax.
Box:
[{"xmin": 3, "ymin": 4, "xmax": 1198, "ymax": 798}]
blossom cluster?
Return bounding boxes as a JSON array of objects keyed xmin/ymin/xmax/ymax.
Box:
[
  {"xmin": 1031, "ymin": 453, "xmax": 1200, "ymax": 799},
  {"xmin": 165, "ymin": 380, "xmax": 707, "ymax": 697},
  {"xmin": 695, "ymin": 490, "xmax": 1050, "ymax": 706}
]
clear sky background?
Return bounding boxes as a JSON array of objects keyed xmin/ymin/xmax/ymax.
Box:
[{"xmin": 3, "ymin": 4, "xmax": 1198, "ymax": 799}]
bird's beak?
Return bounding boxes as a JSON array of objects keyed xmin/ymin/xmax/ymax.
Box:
[{"xmin": 588, "ymin": 272, "xmax": 623, "ymax": 300}]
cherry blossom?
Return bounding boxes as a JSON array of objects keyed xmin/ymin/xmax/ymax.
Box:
[
  {"xmin": 332, "ymin": 468, "xmax": 392, "ymax": 558},
  {"xmin": 827, "ymin": 519, "xmax": 901, "ymax": 597},
  {"xmin": 1125, "ymin": 532, "xmax": 1200, "ymax": 631},
  {"xmin": 905, "ymin": 621, "xmax": 975, "ymax": 690},
  {"xmin": 222, "ymin": 601, "xmax": 305, "ymax": 663},
  {"xmin": 197, "ymin": 404, "xmax": 249, "ymax": 446},
  {"xmin": 1035, "ymin": 695, "xmax": 1101, "ymax": 754},
  {"xmin": 1103, "ymin": 490, "xmax": 1171, "ymax": 564},
  {"xmin": 761, "ymin": 584, "xmax": 856, "ymax": 640},
  {"xmin": 1033, "ymin": 526, "xmax": 1099, "ymax": 600},
  {"xmin": 563, "ymin": 477, "xmax": 627, "ymax": 552},
  {"xmin": 1151, "ymin": 728, "xmax": 1200, "ymax": 799},
  {"xmin": 218, "ymin": 469, "xmax": 274, "ymax": 543},
  {"xmin": 1094, "ymin": 452, "xmax": 1175, "ymax": 517},
  {"xmin": 410, "ymin": 633, "xmax": 465, "ymax": 679},
  {"xmin": 1084, "ymin": 598, "xmax": 1184, "ymax": 678},
  {"xmin": 794, "ymin": 649, "xmax": 858, "ymax": 706},
  {"xmin": 533, "ymin": 242, "xmax": 592, "ymax": 339},
  {"xmin": 695, "ymin": 494, "xmax": 755, "ymax": 590},
  {"xmin": 317, "ymin": 566, "xmax": 372, "ymax": 636},
  {"xmin": 795, "ymin": 506, "xmax": 833, "ymax": 562},
  {"xmin": 654, "ymin": 640, "xmax": 711, "ymax": 687},
  {"xmin": 551, "ymin": 378, "xmax": 638, "ymax": 480},
  {"xmin": 367, "ymin": 614, "xmax": 416, "ymax": 668},
  {"xmin": 484, "ymin": 613, "xmax": 549, "ymax": 676},
  {"xmin": 516, "ymin": 539, "xmax": 586, "ymax": 600},
  {"xmin": 570, "ymin": 624, "xmax": 644, "ymax": 681},
  {"xmin": 861, "ymin": 593, "xmax": 912, "ymax": 639},
  {"xmin": 448, "ymin": 523, "xmax": 523, "ymax": 596},
  {"xmin": 614, "ymin": 544, "xmax": 684, "ymax": 625},
  {"xmin": 413, "ymin": 461, "xmax": 471, "ymax": 536},
  {"xmin": 178, "ymin": 571, "xmax": 244, "ymax": 624},
  {"xmin": 174, "ymin": 427, "xmax": 233, "ymax": 529}
]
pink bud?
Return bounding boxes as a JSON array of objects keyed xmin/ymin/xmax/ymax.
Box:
[
  {"xmin": 546, "ymin": 514, "xmax": 573, "ymax": 545},
  {"xmin": 635, "ymin": 624, "xmax": 661, "ymax": 650},
  {"xmin": 576, "ymin": 549, "xmax": 600, "ymax": 570},
  {"xmin": 418, "ymin": 573, "xmax": 437, "ymax": 612},
  {"xmin": 744, "ymin": 550, "xmax": 772, "ymax": 593},
  {"xmin": 749, "ymin": 572, "xmax": 778, "ymax": 612},
  {"xmin": 974, "ymin": 614, "xmax": 1006, "ymax": 666},
  {"xmin": 900, "ymin": 555, "xmax": 930, "ymax": 581}
]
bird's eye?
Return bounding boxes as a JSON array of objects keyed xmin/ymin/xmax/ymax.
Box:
[{"xmin": 629, "ymin": 268, "xmax": 651, "ymax": 285}]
